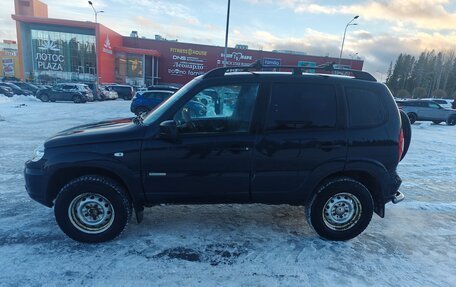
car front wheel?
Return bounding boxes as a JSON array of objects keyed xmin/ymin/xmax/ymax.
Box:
[
  {"xmin": 40, "ymin": 94, "xmax": 49, "ymax": 102},
  {"xmin": 447, "ymin": 116, "xmax": 456, "ymax": 126},
  {"xmin": 54, "ymin": 175, "xmax": 132, "ymax": 243},
  {"xmin": 306, "ymin": 177, "xmax": 374, "ymax": 241}
]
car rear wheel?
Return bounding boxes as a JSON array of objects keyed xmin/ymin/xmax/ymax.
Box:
[
  {"xmin": 407, "ymin": 113, "xmax": 417, "ymax": 124},
  {"xmin": 54, "ymin": 175, "xmax": 132, "ymax": 243},
  {"xmin": 447, "ymin": 116, "xmax": 456, "ymax": 126},
  {"xmin": 40, "ymin": 94, "xmax": 49, "ymax": 102},
  {"xmin": 306, "ymin": 177, "xmax": 374, "ymax": 241},
  {"xmin": 73, "ymin": 95, "xmax": 82, "ymax": 103}
]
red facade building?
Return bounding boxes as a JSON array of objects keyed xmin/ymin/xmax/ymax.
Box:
[{"xmin": 12, "ymin": 0, "xmax": 363, "ymax": 86}]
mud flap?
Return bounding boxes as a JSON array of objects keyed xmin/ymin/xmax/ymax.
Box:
[{"xmin": 135, "ymin": 205, "xmax": 144, "ymax": 223}]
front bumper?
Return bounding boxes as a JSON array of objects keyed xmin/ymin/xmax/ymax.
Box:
[{"xmin": 24, "ymin": 161, "xmax": 52, "ymax": 207}]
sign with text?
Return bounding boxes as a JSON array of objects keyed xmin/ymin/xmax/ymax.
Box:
[
  {"xmin": 2, "ymin": 58, "xmax": 14, "ymax": 76},
  {"xmin": 263, "ymin": 58, "xmax": 281, "ymax": 66},
  {"xmin": 168, "ymin": 47, "xmax": 208, "ymax": 77},
  {"xmin": 34, "ymin": 38, "xmax": 64, "ymax": 71}
]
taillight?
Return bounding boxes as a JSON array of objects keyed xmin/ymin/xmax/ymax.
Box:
[{"xmin": 398, "ymin": 129, "xmax": 404, "ymax": 161}]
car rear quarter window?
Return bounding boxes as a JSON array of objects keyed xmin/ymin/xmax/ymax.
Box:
[
  {"xmin": 266, "ymin": 83, "xmax": 337, "ymax": 131},
  {"xmin": 346, "ymin": 87, "xmax": 385, "ymax": 128}
]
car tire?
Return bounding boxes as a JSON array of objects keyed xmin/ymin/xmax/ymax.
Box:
[
  {"xmin": 40, "ymin": 94, "xmax": 49, "ymax": 102},
  {"xmin": 54, "ymin": 175, "xmax": 132, "ymax": 243},
  {"xmin": 305, "ymin": 177, "xmax": 374, "ymax": 241},
  {"xmin": 399, "ymin": 110, "xmax": 411, "ymax": 161},
  {"xmin": 73, "ymin": 95, "xmax": 82, "ymax": 103},
  {"xmin": 407, "ymin": 113, "xmax": 417, "ymax": 124},
  {"xmin": 432, "ymin": 121, "xmax": 442, "ymax": 124},
  {"xmin": 447, "ymin": 116, "xmax": 456, "ymax": 126}
]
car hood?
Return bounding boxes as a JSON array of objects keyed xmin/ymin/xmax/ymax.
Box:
[{"xmin": 45, "ymin": 118, "xmax": 146, "ymax": 148}]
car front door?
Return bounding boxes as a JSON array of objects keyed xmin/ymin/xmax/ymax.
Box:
[
  {"xmin": 421, "ymin": 101, "xmax": 442, "ymax": 120},
  {"xmin": 61, "ymin": 85, "xmax": 75, "ymax": 101},
  {"xmin": 141, "ymin": 83, "xmax": 260, "ymax": 203}
]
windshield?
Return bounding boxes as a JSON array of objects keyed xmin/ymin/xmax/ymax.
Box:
[
  {"xmin": 29, "ymin": 83, "xmax": 39, "ymax": 89},
  {"xmin": 6, "ymin": 83, "xmax": 21, "ymax": 90},
  {"xmin": 142, "ymin": 77, "xmax": 201, "ymax": 125}
]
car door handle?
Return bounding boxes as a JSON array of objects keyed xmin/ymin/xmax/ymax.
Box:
[{"xmin": 227, "ymin": 146, "xmax": 250, "ymax": 152}]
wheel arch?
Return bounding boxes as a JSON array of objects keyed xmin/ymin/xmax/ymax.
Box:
[
  {"xmin": 47, "ymin": 166, "xmax": 142, "ymax": 208},
  {"xmin": 305, "ymin": 165, "xmax": 388, "ymax": 218}
]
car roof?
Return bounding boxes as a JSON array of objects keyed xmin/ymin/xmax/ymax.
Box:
[{"xmin": 145, "ymin": 89, "xmax": 174, "ymax": 93}]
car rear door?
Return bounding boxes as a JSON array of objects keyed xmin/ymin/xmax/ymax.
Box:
[{"xmin": 251, "ymin": 80, "xmax": 346, "ymax": 203}]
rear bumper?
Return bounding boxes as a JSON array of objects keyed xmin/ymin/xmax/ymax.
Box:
[
  {"xmin": 391, "ymin": 190, "xmax": 405, "ymax": 204},
  {"xmin": 384, "ymin": 171, "xmax": 403, "ymax": 204}
]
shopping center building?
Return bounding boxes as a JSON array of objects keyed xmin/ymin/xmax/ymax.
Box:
[{"xmin": 12, "ymin": 0, "xmax": 363, "ymax": 86}]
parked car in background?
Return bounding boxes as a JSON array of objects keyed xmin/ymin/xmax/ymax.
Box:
[
  {"xmin": 130, "ymin": 90, "xmax": 175, "ymax": 115},
  {"xmin": 99, "ymin": 85, "xmax": 119, "ymax": 100},
  {"xmin": 397, "ymin": 99, "xmax": 456, "ymax": 125},
  {"xmin": 147, "ymin": 84, "xmax": 180, "ymax": 92},
  {"xmin": 0, "ymin": 82, "xmax": 32, "ymax": 96},
  {"xmin": 11, "ymin": 82, "xmax": 40, "ymax": 95},
  {"xmin": 0, "ymin": 86, "xmax": 14, "ymax": 97},
  {"xmin": 104, "ymin": 84, "xmax": 135, "ymax": 100},
  {"xmin": 422, "ymin": 98, "xmax": 453, "ymax": 109},
  {"xmin": 136, "ymin": 87, "xmax": 148, "ymax": 93},
  {"xmin": 36, "ymin": 83, "xmax": 93, "ymax": 103}
]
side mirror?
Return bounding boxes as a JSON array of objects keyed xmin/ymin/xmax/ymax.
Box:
[{"xmin": 159, "ymin": 120, "xmax": 179, "ymax": 140}]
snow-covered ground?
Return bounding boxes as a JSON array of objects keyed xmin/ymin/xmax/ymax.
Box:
[{"xmin": 0, "ymin": 95, "xmax": 455, "ymax": 286}]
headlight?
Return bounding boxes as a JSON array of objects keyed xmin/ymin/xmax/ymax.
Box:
[{"xmin": 31, "ymin": 144, "xmax": 45, "ymax": 162}]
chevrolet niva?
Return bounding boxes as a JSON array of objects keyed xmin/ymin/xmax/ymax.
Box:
[{"xmin": 24, "ymin": 63, "xmax": 411, "ymax": 243}]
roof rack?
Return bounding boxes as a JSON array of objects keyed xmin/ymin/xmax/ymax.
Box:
[{"xmin": 203, "ymin": 60, "xmax": 376, "ymax": 82}]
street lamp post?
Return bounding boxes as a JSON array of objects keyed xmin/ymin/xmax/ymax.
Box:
[
  {"xmin": 88, "ymin": 1, "xmax": 104, "ymax": 23},
  {"xmin": 223, "ymin": 0, "xmax": 231, "ymax": 67},
  {"xmin": 339, "ymin": 16, "xmax": 359, "ymax": 65},
  {"xmin": 88, "ymin": 1, "xmax": 103, "ymax": 99}
]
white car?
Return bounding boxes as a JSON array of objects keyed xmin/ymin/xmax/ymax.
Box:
[{"xmin": 422, "ymin": 98, "xmax": 453, "ymax": 109}]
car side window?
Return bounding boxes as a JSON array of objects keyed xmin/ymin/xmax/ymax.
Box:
[
  {"xmin": 151, "ymin": 92, "xmax": 165, "ymax": 100},
  {"xmin": 173, "ymin": 84, "xmax": 259, "ymax": 134},
  {"xmin": 266, "ymin": 83, "xmax": 337, "ymax": 131},
  {"xmin": 346, "ymin": 87, "xmax": 385, "ymax": 128},
  {"xmin": 428, "ymin": 102, "xmax": 440, "ymax": 109},
  {"xmin": 142, "ymin": 92, "xmax": 152, "ymax": 98}
]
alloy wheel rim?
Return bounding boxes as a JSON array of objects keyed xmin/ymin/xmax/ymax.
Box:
[{"xmin": 68, "ymin": 193, "xmax": 115, "ymax": 234}]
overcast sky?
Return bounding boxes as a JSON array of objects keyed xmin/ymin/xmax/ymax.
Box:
[{"xmin": 1, "ymin": 0, "xmax": 456, "ymax": 79}]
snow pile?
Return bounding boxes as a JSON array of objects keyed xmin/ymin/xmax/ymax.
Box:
[{"xmin": 0, "ymin": 98, "xmax": 455, "ymax": 286}]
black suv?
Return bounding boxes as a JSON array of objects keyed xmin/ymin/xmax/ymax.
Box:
[
  {"xmin": 24, "ymin": 63, "xmax": 410, "ymax": 243},
  {"xmin": 36, "ymin": 83, "xmax": 94, "ymax": 103}
]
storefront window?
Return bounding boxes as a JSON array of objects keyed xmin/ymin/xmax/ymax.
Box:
[
  {"xmin": 31, "ymin": 29, "xmax": 96, "ymax": 82},
  {"xmin": 114, "ymin": 53, "xmax": 144, "ymax": 85}
]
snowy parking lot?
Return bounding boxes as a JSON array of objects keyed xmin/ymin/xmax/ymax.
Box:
[{"xmin": 0, "ymin": 96, "xmax": 455, "ymax": 286}]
